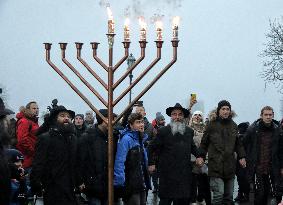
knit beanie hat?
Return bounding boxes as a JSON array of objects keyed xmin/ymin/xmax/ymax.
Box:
[
  {"xmin": 192, "ymin": 110, "xmax": 203, "ymax": 118},
  {"xmin": 156, "ymin": 112, "xmax": 165, "ymax": 121},
  {"xmin": 217, "ymin": 100, "xmax": 231, "ymax": 116},
  {"xmin": 75, "ymin": 114, "xmax": 84, "ymax": 120}
]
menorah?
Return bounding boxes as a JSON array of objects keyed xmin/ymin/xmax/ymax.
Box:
[{"xmin": 43, "ymin": 9, "xmax": 179, "ymax": 205}]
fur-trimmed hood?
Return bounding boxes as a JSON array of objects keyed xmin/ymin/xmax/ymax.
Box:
[
  {"xmin": 16, "ymin": 108, "xmax": 38, "ymax": 122},
  {"xmin": 208, "ymin": 108, "xmax": 237, "ymax": 122}
]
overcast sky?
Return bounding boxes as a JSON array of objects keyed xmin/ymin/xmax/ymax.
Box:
[{"xmin": 0, "ymin": 0, "xmax": 283, "ymax": 124}]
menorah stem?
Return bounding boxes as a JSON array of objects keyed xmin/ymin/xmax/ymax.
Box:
[
  {"xmin": 107, "ymin": 35, "xmax": 115, "ymax": 205},
  {"xmin": 76, "ymin": 42, "xmax": 108, "ymax": 90},
  {"xmin": 59, "ymin": 43, "xmax": 108, "ymax": 107},
  {"xmin": 113, "ymin": 41, "xmax": 146, "ymax": 89},
  {"xmin": 113, "ymin": 41, "xmax": 162, "ymax": 106},
  {"xmin": 91, "ymin": 42, "xmax": 109, "ymax": 71},
  {"xmin": 43, "ymin": 43, "xmax": 108, "ymax": 122},
  {"xmin": 114, "ymin": 40, "xmax": 179, "ymax": 124}
]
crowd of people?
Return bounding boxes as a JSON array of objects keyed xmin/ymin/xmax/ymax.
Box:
[{"xmin": 1, "ymin": 96, "xmax": 283, "ymax": 205}]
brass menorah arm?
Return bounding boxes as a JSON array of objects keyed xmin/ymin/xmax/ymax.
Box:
[
  {"xmin": 91, "ymin": 42, "xmax": 109, "ymax": 71},
  {"xmin": 113, "ymin": 40, "xmax": 179, "ymax": 125},
  {"xmin": 43, "ymin": 43, "xmax": 108, "ymax": 122},
  {"xmin": 59, "ymin": 43, "xmax": 108, "ymax": 107},
  {"xmin": 113, "ymin": 41, "xmax": 163, "ymax": 106},
  {"xmin": 75, "ymin": 42, "xmax": 108, "ymax": 90},
  {"xmin": 113, "ymin": 41, "xmax": 147, "ymax": 90},
  {"xmin": 113, "ymin": 42, "xmax": 130, "ymax": 71}
]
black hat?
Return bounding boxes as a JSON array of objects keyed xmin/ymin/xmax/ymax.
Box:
[
  {"xmin": 96, "ymin": 109, "xmax": 108, "ymax": 125},
  {"xmin": 5, "ymin": 149, "xmax": 24, "ymax": 163},
  {"xmin": 0, "ymin": 97, "xmax": 14, "ymax": 117},
  {"xmin": 49, "ymin": 105, "xmax": 75, "ymax": 121},
  {"xmin": 166, "ymin": 103, "xmax": 190, "ymax": 118},
  {"xmin": 217, "ymin": 100, "xmax": 231, "ymax": 116}
]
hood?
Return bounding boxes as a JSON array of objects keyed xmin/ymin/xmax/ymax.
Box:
[
  {"xmin": 16, "ymin": 108, "xmax": 38, "ymax": 122},
  {"xmin": 208, "ymin": 108, "xmax": 237, "ymax": 122}
]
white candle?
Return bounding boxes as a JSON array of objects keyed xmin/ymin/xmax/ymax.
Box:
[
  {"xmin": 124, "ymin": 18, "xmax": 130, "ymax": 41},
  {"xmin": 172, "ymin": 16, "xmax": 180, "ymax": 40},
  {"xmin": 139, "ymin": 18, "xmax": 147, "ymax": 41},
  {"xmin": 155, "ymin": 21, "xmax": 163, "ymax": 41},
  {"xmin": 107, "ymin": 7, "xmax": 114, "ymax": 34}
]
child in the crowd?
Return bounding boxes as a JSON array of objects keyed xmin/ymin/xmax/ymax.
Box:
[{"xmin": 5, "ymin": 149, "xmax": 29, "ymax": 205}]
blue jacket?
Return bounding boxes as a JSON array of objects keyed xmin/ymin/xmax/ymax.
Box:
[{"xmin": 114, "ymin": 127, "xmax": 150, "ymax": 193}]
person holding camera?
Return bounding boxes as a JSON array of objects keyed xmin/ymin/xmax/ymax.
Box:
[{"xmin": 30, "ymin": 105, "xmax": 77, "ymax": 205}]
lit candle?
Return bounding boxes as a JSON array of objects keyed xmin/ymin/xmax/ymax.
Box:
[
  {"xmin": 107, "ymin": 7, "xmax": 114, "ymax": 34},
  {"xmin": 155, "ymin": 20, "xmax": 163, "ymax": 41},
  {"xmin": 124, "ymin": 18, "xmax": 130, "ymax": 42},
  {"xmin": 139, "ymin": 17, "xmax": 147, "ymax": 41},
  {"xmin": 172, "ymin": 16, "xmax": 180, "ymax": 41}
]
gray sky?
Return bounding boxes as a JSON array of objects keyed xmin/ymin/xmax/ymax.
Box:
[{"xmin": 0, "ymin": 0, "xmax": 283, "ymax": 124}]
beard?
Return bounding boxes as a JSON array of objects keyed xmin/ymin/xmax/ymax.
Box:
[
  {"xmin": 57, "ymin": 121, "xmax": 76, "ymax": 135},
  {"xmin": 170, "ymin": 119, "xmax": 186, "ymax": 135}
]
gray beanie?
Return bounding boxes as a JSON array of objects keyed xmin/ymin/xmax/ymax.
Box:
[{"xmin": 156, "ymin": 112, "xmax": 165, "ymax": 121}]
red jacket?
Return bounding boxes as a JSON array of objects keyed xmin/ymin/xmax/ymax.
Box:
[{"xmin": 16, "ymin": 111, "xmax": 39, "ymax": 168}]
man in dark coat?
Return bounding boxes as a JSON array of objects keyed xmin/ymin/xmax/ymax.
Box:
[
  {"xmin": 30, "ymin": 105, "xmax": 77, "ymax": 205},
  {"xmin": 148, "ymin": 103, "xmax": 204, "ymax": 205},
  {"xmin": 243, "ymin": 106, "xmax": 283, "ymax": 204},
  {"xmin": 0, "ymin": 97, "xmax": 14, "ymax": 205},
  {"xmin": 77, "ymin": 109, "xmax": 116, "ymax": 205},
  {"xmin": 200, "ymin": 100, "xmax": 246, "ymax": 205}
]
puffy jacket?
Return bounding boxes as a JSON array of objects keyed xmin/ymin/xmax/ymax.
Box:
[
  {"xmin": 200, "ymin": 116, "xmax": 245, "ymax": 179},
  {"xmin": 16, "ymin": 111, "xmax": 39, "ymax": 168},
  {"xmin": 114, "ymin": 127, "xmax": 150, "ymax": 196}
]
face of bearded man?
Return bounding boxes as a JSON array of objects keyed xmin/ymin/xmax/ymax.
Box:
[
  {"xmin": 56, "ymin": 111, "xmax": 75, "ymax": 134},
  {"xmin": 170, "ymin": 109, "xmax": 186, "ymax": 135},
  {"xmin": 170, "ymin": 119, "xmax": 186, "ymax": 135}
]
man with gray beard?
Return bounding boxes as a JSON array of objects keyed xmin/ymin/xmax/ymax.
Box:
[{"xmin": 148, "ymin": 103, "xmax": 204, "ymax": 205}]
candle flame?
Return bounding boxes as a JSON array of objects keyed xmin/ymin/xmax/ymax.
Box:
[
  {"xmin": 155, "ymin": 20, "xmax": 163, "ymax": 29},
  {"xmin": 139, "ymin": 17, "xmax": 147, "ymax": 29},
  {"xmin": 107, "ymin": 7, "xmax": 113, "ymax": 20},
  {"xmin": 124, "ymin": 18, "xmax": 130, "ymax": 27},
  {"xmin": 172, "ymin": 16, "xmax": 180, "ymax": 27}
]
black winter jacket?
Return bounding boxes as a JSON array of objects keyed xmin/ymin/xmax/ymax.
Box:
[
  {"xmin": 77, "ymin": 126, "xmax": 109, "ymax": 198},
  {"xmin": 30, "ymin": 128, "xmax": 77, "ymax": 205},
  {"xmin": 148, "ymin": 125, "xmax": 200, "ymax": 198},
  {"xmin": 243, "ymin": 119, "xmax": 283, "ymax": 183}
]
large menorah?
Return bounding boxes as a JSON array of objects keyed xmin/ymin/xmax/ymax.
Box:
[{"xmin": 43, "ymin": 12, "xmax": 179, "ymax": 205}]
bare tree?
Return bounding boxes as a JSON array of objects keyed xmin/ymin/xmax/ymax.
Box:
[{"xmin": 260, "ymin": 17, "xmax": 283, "ymax": 91}]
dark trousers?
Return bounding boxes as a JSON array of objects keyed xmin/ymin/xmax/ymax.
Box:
[
  {"xmin": 236, "ymin": 161, "xmax": 250, "ymax": 195},
  {"xmin": 254, "ymin": 174, "xmax": 281, "ymax": 205},
  {"xmin": 191, "ymin": 173, "xmax": 211, "ymax": 205},
  {"xmin": 159, "ymin": 198, "xmax": 190, "ymax": 205},
  {"xmin": 123, "ymin": 191, "xmax": 146, "ymax": 205}
]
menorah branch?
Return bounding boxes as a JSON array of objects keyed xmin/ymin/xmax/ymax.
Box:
[
  {"xmin": 43, "ymin": 43, "xmax": 108, "ymax": 123},
  {"xmin": 91, "ymin": 42, "xmax": 109, "ymax": 71},
  {"xmin": 113, "ymin": 42, "xmax": 130, "ymax": 71},
  {"xmin": 76, "ymin": 42, "xmax": 108, "ymax": 90},
  {"xmin": 113, "ymin": 40, "xmax": 179, "ymax": 125},
  {"xmin": 113, "ymin": 41, "xmax": 147, "ymax": 89},
  {"xmin": 113, "ymin": 41, "xmax": 163, "ymax": 106},
  {"xmin": 59, "ymin": 43, "xmax": 108, "ymax": 107}
]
